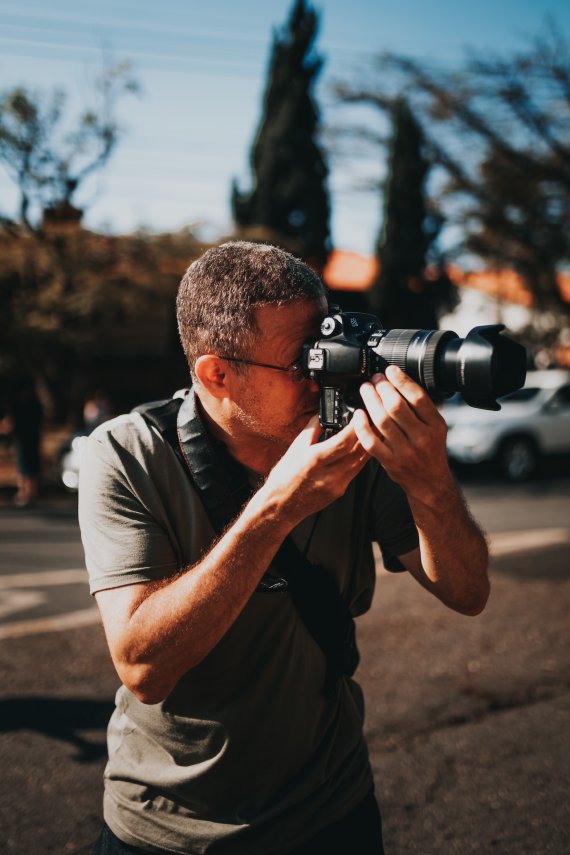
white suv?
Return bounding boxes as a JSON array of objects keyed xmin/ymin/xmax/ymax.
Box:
[{"xmin": 441, "ymin": 370, "xmax": 570, "ymax": 481}]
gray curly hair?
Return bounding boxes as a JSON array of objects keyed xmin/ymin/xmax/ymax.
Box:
[{"xmin": 176, "ymin": 241, "xmax": 326, "ymax": 379}]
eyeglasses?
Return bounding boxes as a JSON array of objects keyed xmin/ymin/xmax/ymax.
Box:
[{"xmin": 219, "ymin": 355, "xmax": 306, "ymax": 383}]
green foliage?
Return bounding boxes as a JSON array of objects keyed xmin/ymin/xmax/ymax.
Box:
[
  {"xmin": 0, "ymin": 63, "xmax": 163, "ymax": 420},
  {"xmin": 0, "ymin": 224, "xmax": 203, "ymax": 421},
  {"xmin": 373, "ymin": 25, "xmax": 570, "ymax": 318},
  {"xmin": 465, "ymin": 148, "xmax": 570, "ymax": 313},
  {"xmin": 370, "ymin": 98, "xmax": 457, "ymax": 328},
  {"xmin": 337, "ymin": 23, "xmax": 570, "ymax": 365},
  {"xmin": 231, "ymin": 0, "xmax": 331, "ymax": 266},
  {"xmin": 0, "ymin": 62, "xmax": 138, "ymax": 230}
]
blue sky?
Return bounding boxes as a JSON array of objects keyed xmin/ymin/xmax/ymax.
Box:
[{"xmin": 1, "ymin": 0, "xmax": 569, "ymax": 254}]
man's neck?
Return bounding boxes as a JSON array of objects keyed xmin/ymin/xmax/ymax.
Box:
[{"xmin": 195, "ymin": 392, "xmax": 285, "ymax": 476}]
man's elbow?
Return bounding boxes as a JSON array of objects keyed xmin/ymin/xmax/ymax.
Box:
[
  {"xmin": 114, "ymin": 660, "xmax": 168, "ymax": 705},
  {"xmin": 114, "ymin": 651, "xmax": 206, "ymax": 705},
  {"xmin": 452, "ymin": 576, "xmax": 491, "ymax": 617}
]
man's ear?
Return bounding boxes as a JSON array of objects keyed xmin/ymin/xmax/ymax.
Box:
[{"xmin": 194, "ymin": 355, "xmax": 231, "ymax": 399}]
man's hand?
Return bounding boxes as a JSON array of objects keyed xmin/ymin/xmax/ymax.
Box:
[
  {"xmin": 260, "ymin": 415, "xmax": 368, "ymax": 526},
  {"xmin": 353, "ymin": 364, "xmax": 451, "ymax": 500},
  {"xmin": 354, "ymin": 364, "xmax": 490, "ymax": 616}
]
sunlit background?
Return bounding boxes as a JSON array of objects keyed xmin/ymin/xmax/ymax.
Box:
[
  {"xmin": 1, "ymin": 0, "xmax": 570, "ymax": 426},
  {"xmin": 1, "ymin": 7, "xmax": 570, "ymax": 854},
  {"xmin": 1, "ymin": 0, "xmax": 569, "ymax": 254}
]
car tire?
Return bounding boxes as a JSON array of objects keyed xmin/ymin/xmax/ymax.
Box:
[{"xmin": 498, "ymin": 436, "xmax": 538, "ymax": 482}]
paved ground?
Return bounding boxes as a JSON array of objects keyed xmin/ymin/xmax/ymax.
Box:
[{"xmin": 0, "ymin": 471, "xmax": 569, "ymax": 854}]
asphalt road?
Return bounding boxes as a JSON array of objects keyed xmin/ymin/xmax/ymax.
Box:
[{"xmin": 0, "ymin": 474, "xmax": 569, "ymax": 855}]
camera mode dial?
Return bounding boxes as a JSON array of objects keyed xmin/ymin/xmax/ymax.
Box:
[{"xmin": 321, "ymin": 317, "xmax": 342, "ymax": 337}]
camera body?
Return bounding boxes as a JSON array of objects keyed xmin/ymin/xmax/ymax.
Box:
[{"xmin": 302, "ymin": 307, "xmax": 527, "ymax": 437}]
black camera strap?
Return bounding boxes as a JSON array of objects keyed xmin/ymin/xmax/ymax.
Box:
[{"xmin": 134, "ymin": 390, "xmax": 359, "ymax": 696}]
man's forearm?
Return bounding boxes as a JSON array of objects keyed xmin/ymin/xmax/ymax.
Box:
[
  {"xmin": 404, "ymin": 473, "xmax": 490, "ymax": 616},
  {"xmin": 354, "ymin": 368, "xmax": 490, "ymax": 615},
  {"xmin": 99, "ymin": 485, "xmax": 295, "ymax": 704},
  {"xmin": 97, "ymin": 417, "xmax": 368, "ymax": 704}
]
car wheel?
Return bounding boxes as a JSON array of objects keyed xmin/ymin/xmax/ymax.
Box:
[{"xmin": 498, "ymin": 436, "xmax": 538, "ymax": 482}]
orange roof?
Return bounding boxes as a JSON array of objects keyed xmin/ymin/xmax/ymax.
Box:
[
  {"xmin": 448, "ymin": 266, "xmax": 570, "ymax": 306},
  {"xmin": 560, "ymin": 274, "xmax": 570, "ymax": 302},
  {"xmin": 324, "ymin": 250, "xmax": 570, "ymax": 305},
  {"xmin": 323, "ymin": 249, "xmax": 377, "ymax": 291},
  {"xmin": 447, "ymin": 265, "xmax": 534, "ymax": 307}
]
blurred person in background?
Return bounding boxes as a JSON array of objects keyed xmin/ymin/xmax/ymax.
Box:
[
  {"xmin": 0, "ymin": 374, "xmax": 43, "ymax": 507},
  {"xmin": 79, "ymin": 242, "xmax": 489, "ymax": 855},
  {"xmin": 83, "ymin": 390, "xmax": 112, "ymax": 433}
]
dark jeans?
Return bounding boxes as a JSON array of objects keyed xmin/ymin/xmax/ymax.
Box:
[{"xmin": 91, "ymin": 789, "xmax": 385, "ymax": 855}]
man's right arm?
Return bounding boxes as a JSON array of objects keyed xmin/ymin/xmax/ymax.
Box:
[{"xmin": 93, "ymin": 416, "xmax": 366, "ymax": 704}]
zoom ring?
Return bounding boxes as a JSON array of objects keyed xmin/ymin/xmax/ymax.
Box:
[
  {"xmin": 379, "ymin": 330, "xmax": 417, "ymax": 370},
  {"xmin": 422, "ymin": 331, "xmax": 448, "ymax": 391},
  {"xmin": 422, "ymin": 330, "xmax": 456, "ymax": 391}
]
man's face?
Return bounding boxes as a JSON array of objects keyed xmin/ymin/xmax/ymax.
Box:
[{"xmin": 228, "ymin": 298, "xmax": 327, "ymax": 448}]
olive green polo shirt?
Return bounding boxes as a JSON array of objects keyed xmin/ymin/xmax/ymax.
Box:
[{"xmin": 79, "ymin": 412, "xmax": 418, "ymax": 854}]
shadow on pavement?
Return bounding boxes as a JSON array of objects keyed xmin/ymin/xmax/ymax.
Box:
[
  {"xmin": 0, "ymin": 696, "xmax": 114, "ymax": 763},
  {"xmin": 0, "ymin": 487, "xmax": 78, "ymax": 516},
  {"xmin": 491, "ymin": 543, "xmax": 570, "ymax": 582}
]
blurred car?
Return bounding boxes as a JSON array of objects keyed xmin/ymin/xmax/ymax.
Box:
[
  {"xmin": 440, "ymin": 369, "xmax": 570, "ymax": 482},
  {"xmin": 56, "ymin": 391, "xmax": 187, "ymax": 490},
  {"xmin": 57, "ymin": 430, "xmax": 90, "ymax": 490}
]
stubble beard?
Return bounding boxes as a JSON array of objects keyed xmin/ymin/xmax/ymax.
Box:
[
  {"xmin": 231, "ymin": 395, "xmax": 319, "ymax": 463},
  {"xmin": 231, "ymin": 379, "xmax": 319, "ymax": 458},
  {"xmin": 233, "ymin": 402, "xmax": 292, "ymax": 452}
]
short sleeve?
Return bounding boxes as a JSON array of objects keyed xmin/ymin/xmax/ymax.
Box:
[
  {"xmin": 78, "ymin": 415, "xmax": 180, "ymax": 594},
  {"xmin": 369, "ymin": 467, "xmax": 419, "ymax": 572}
]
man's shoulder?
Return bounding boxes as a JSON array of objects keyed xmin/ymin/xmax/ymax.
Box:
[
  {"xmin": 89, "ymin": 389, "xmax": 190, "ymax": 449},
  {"xmin": 79, "ymin": 407, "xmax": 191, "ymax": 518},
  {"xmin": 89, "ymin": 411, "xmax": 153, "ymax": 446},
  {"xmin": 85, "ymin": 410, "xmax": 175, "ymax": 471}
]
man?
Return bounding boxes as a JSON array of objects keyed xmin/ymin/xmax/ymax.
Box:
[{"xmin": 79, "ymin": 241, "xmax": 489, "ymax": 855}]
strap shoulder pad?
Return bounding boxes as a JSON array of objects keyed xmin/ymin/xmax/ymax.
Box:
[{"xmin": 132, "ymin": 390, "xmax": 189, "ymax": 451}]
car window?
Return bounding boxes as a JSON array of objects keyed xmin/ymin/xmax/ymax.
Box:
[
  {"xmin": 550, "ymin": 385, "xmax": 570, "ymax": 409},
  {"xmin": 442, "ymin": 393, "xmax": 465, "ymax": 407}
]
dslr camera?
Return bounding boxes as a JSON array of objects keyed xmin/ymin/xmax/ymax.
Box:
[{"xmin": 302, "ymin": 306, "xmax": 527, "ymax": 437}]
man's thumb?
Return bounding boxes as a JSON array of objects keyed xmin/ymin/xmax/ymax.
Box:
[{"xmin": 293, "ymin": 415, "xmax": 321, "ymax": 448}]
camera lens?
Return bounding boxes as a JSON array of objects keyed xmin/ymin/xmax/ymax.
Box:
[
  {"xmin": 372, "ymin": 328, "xmax": 456, "ymax": 392},
  {"xmin": 373, "ymin": 325, "xmax": 527, "ymax": 410}
]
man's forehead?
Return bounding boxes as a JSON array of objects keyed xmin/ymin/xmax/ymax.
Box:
[{"xmin": 252, "ymin": 298, "xmax": 326, "ymax": 351}]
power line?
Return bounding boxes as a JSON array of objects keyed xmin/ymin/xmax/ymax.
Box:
[
  {"xmin": 0, "ymin": 39, "xmax": 264, "ymax": 78},
  {"xmin": 0, "ymin": 4, "xmax": 271, "ymax": 45}
]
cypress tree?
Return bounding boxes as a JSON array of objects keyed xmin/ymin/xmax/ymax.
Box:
[
  {"xmin": 231, "ymin": 0, "xmax": 331, "ymax": 268},
  {"xmin": 371, "ymin": 97, "xmax": 455, "ymax": 329}
]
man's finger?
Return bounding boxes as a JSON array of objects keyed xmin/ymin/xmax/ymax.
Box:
[
  {"xmin": 383, "ymin": 365, "xmax": 440, "ymax": 426},
  {"xmin": 352, "ymin": 408, "xmax": 392, "ymax": 462},
  {"xmin": 367, "ymin": 373, "xmax": 416, "ymax": 436},
  {"xmin": 360, "ymin": 381, "xmax": 407, "ymax": 443},
  {"xmin": 292, "ymin": 415, "xmax": 322, "ymax": 449},
  {"xmin": 292, "ymin": 416, "xmax": 360, "ymax": 461}
]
